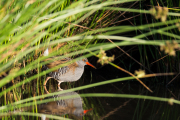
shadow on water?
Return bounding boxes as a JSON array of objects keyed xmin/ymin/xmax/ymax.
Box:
[
  {"xmin": 94, "ymin": 83, "xmax": 180, "ymax": 120},
  {"xmin": 1, "ymin": 63, "xmax": 180, "ymax": 120}
]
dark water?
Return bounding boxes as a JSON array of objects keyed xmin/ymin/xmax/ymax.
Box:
[
  {"xmin": 41, "ymin": 79, "xmax": 180, "ymax": 120},
  {"xmin": 1, "ymin": 61, "xmax": 180, "ymax": 120}
]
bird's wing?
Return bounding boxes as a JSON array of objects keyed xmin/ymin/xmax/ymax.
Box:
[{"xmin": 45, "ymin": 58, "xmax": 72, "ymax": 72}]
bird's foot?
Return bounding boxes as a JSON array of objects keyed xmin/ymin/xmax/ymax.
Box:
[
  {"xmin": 58, "ymin": 85, "xmax": 63, "ymax": 91},
  {"xmin": 58, "ymin": 81, "xmax": 63, "ymax": 91}
]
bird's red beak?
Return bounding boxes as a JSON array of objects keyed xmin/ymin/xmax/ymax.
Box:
[
  {"xmin": 83, "ymin": 108, "xmax": 93, "ymax": 114},
  {"xmin": 86, "ymin": 62, "xmax": 96, "ymax": 69}
]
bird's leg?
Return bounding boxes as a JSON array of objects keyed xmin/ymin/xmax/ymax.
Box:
[
  {"xmin": 58, "ymin": 81, "xmax": 63, "ymax": 91},
  {"xmin": 44, "ymin": 77, "xmax": 53, "ymax": 94},
  {"xmin": 44, "ymin": 85, "xmax": 50, "ymax": 94},
  {"xmin": 44, "ymin": 77, "xmax": 53, "ymax": 86}
]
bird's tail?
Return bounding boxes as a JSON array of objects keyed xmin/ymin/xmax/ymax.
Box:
[
  {"xmin": 42, "ymin": 48, "xmax": 50, "ymax": 71},
  {"xmin": 43, "ymin": 48, "xmax": 49, "ymax": 56}
]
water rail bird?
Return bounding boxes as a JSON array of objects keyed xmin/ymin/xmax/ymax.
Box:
[{"xmin": 43, "ymin": 48, "xmax": 96, "ymax": 90}]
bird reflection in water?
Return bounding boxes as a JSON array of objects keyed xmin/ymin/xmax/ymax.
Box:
[{"xmin": 39, "ymin": 86, "xmax": 92, "ymax": 119}]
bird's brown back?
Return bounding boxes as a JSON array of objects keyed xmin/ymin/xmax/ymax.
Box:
[{"xmin": 44, "ymin": 57, "xmax": 79, "ymax": 73}]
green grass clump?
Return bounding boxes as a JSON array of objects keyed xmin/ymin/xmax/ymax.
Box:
[{"xmin": 1, "ymin": 0, "xmax": 180, "ymax": 119}]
